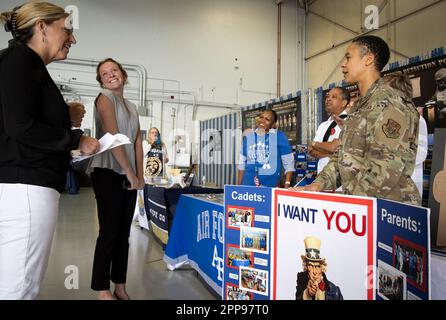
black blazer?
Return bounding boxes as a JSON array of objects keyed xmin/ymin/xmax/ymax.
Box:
[{"xmin": 0, "ymin": 44, "xmax": 82, "ymax": 192}]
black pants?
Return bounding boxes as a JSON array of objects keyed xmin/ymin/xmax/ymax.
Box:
[{"xmin": 90, "ymin": 168, "xmax": 137, "ymax": 290}]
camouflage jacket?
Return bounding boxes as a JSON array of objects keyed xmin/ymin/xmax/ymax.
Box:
[{"xmin": 315, "ymin": 79, "xmax": 421, "ymax": 205}]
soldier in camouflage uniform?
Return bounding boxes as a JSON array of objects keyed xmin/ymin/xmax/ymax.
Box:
[{"xmin": 293, "ymin": 35, "xmax": 420, "ymax": 205}]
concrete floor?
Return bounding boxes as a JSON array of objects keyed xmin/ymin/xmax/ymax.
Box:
[{"xmin": 37, "ymin": 188, "xmax": 217, "ymax": 300}]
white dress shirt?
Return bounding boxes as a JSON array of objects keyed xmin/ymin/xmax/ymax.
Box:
[
  {"xmin": 411, "ymin": 116, "xmax": 428, "ymax": 199},
  {"xmin": 313, "ymin": 111, "xmax": 347, "ymax": 174}
]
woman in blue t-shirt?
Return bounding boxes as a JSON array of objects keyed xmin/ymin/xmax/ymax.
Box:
[{"xmin": 237, "ymin": 109, "xmax": 295, "ymax": 188}]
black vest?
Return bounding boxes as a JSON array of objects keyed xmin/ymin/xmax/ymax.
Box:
[{"xmin": 322, "ymin": 114, "xmax": 348, "ymax": 142}]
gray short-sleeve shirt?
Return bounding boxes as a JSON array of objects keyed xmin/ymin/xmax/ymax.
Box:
[{"xmin": 87, "ymin": 89, "xmax": 139, "ymax": 175}]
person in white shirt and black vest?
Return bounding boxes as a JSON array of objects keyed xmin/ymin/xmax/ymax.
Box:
[{"xmin": 309, "ymin": 87, "xmax": 350, "ymax": 174}]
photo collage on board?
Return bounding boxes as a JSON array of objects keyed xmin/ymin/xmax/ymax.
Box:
[{"xmin": 224, "ymin": 186, "xmax": 272, "ymax": 300}]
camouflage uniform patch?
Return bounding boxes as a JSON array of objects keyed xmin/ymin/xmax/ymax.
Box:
[
  {"xmin": 375, "ymin": 102, "xmax": 408, "ymax": 149},
  {"xmin": 382, "ymin": 119, "xmax": 401, "ymax": 139}
]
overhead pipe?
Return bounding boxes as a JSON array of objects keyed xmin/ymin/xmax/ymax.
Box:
[
  {"xmin": 237, "ymin": 0, "xmax": 282, "ymax": 100},
  {"xmin": 312, "ymin": 89, "xmax": 318, "ymax": 143},
  {"xmin": 276, "ymin": 0, "xmax": 282, "ymax": 98},
  {"xmin": 307, "ymin": 88, "xmax": 313, "ymax": 143},
  {"xmin": 54, "ymin": 59, "xmax": 242, "ymax": 124},
  {"xmin": 306, "ymin": 88, "xmax": 316, "ymax": 143},
  {"xmin": 301, "ymin": 2, "xmax": 308, "ymax": 139},
  {"xmin": 300, "ymin": 3, "xmax": 309, "ymax": 143},
  {"xmin": 147, "ymin": 76, "xmax": 181, "ymax": 106},
  {"xmin": 239, "ymin": 76, "xmax": 274, "ymax": 98},
  {"xmin": 53, "ymin": 57, "xmax": 147, "ymax": 108},
  {"xmin": 147, "ymin": 88, "xmax": 198, "ymax": 121},
  {"xmin": 146, "ymin": 88, "xmax": 240, "ymax": 121},
  {"xmin": 54, "ymin": 80, "xmax": 238, "ymax": 113},
  {"xmin": 143, "ymin": 77, "xmax": 198, "ymax": 121}
]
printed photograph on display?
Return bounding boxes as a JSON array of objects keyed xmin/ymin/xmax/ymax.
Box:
[
  {"xmin": 239, "ymin": 267, "xmax": 269, "ymax": 296},
  {"xmin": 226, "ymin": 284, "xmax": 253, "ymax": 301},
  {"xmin": 381, "ymin": 55, "xmax": 446, "ymax": 134},
  {"xmin": 296, "ymin": 144, "xmax": 308, "ymax": 155},
  {"xmin": 227, "ymin": 206, "xmax": 254, "ymax": 229},
  {"xmin": 174, "ymin": 134, "xmax": 187, "ymax": 153},
  {"xmin": 377, "ymin": 260, "xmax": 407, "ymax": 300},
  {"xmin": 270, "ymin": 98, "xmax": 302, "ymax": 147},
  {"xmin": 392, "ymin": 236, "xmax": 427, "ymax": 291},
  {"xmin": 295, "ymin": 161, "xmax": 307, "ymax": 170},
  {"xmin": 241, "ymin": 106, "xmax": 267, "ymax": 131},
  {"xmin": 226, "ymin": 244, "xmax": 254, "ymax": 269},
  {"xmin": 306, "ymin": 153, "xmax": 317, "ymax": 162},
  {"xmin": 208, "ymin": 130, "xmax": 222, "ymax": 164},
  {"xmin": 240, "ymin": 226, "xmax": 269, "ymax": 254}
]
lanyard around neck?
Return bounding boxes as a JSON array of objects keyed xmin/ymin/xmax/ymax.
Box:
[{"xmin": 254, "ymin": 131, "xmax": 270, "ymax": 169}]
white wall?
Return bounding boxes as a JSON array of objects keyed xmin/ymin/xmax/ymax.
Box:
[
  {"xmin": 0, "ymin": 0, "xmax": 301, "ymax": 105},
  {"xmin": 0, "ymin": 0, "xmax": 303, "ymax": 164},
  {"xmin": 306, "ymin": 0, "xmax": 446, "ymax": 89}
]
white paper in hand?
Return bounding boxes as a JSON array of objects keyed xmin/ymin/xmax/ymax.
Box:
[{"xmin": 71, "ymin": 132, "xmax": 131, "ymax": 162}]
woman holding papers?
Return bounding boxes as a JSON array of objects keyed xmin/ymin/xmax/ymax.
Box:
[
  {"xmin": 0, "ymin": 2, "xmax": 99, "ymax": 299},
  {"xmin": 87, "ymin": 58, "xmax": 144, "ymax": 300}
]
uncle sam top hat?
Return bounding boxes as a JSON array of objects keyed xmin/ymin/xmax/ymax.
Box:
[{"xmin": 301, "ymin": 236, "xmax": 325, "ymax": 263}]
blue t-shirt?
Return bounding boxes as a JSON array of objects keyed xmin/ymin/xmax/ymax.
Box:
[{"xmin": 241, "ymin": 129, "xmax": 292, "ymax": 187}]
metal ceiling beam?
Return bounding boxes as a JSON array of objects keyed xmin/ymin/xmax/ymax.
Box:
[
  {"xmin": 378, "ymin": 0, "xmax": 389, "ymax": 14},
  {"xmin": 308, "ymin": 7, "xmax": 409, "ymax": 60},
  {"xmin": 309, "ymin": 10, "xmax": 361, "ymax": 34},
  {"xmin": 321, "ymin": 56, "xmax": 345, "ymax": 87},
  {"xmin": 305, "ymin": 0, "xmax": 444, "ymax": 61}
]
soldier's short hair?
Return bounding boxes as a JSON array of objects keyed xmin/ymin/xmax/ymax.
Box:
[{"xmin": 352, "ymin": 35, "xmax": 390, "ymax": 72}]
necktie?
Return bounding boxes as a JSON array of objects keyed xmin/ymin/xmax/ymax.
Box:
[{"xmin": 322, "ymin": 114, "xmax": 348, "ymax": 142}]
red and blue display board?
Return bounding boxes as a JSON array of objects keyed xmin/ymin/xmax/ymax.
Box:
[
  {"xmin": 376, "ymin": 200, "xmax": 430, "ymax": 300},
  {"xmin": 223, "ymin": 186, "xmax": 273, "ymax": 300},
  {"xmin": 223, "ymin": 185, "xmax": 430, "ymax": 300}
]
